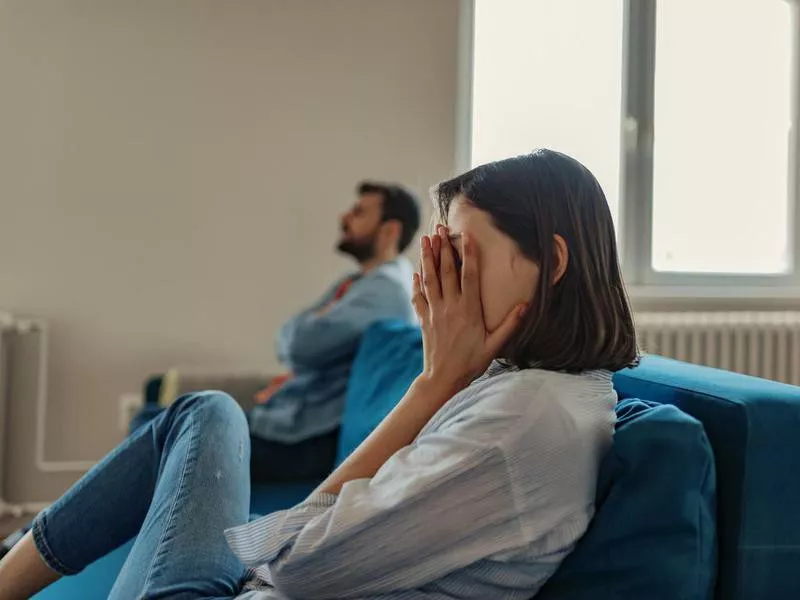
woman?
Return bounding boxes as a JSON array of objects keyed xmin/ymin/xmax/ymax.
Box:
[{"xmin": 0, "ymin": 149, "xmax": 637, "ymax": 600}]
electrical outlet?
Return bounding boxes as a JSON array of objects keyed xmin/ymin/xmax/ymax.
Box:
[{"xmin": 118, "ymin": 393, "xmax": 144, "ymax": 433}]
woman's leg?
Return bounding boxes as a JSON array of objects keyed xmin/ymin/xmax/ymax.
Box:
[
  {"xmin": 109, "ymin": 391, "xmax": 251, "ymax": 598},
  {"xmin": 0, "ymin": 533, "xmax": 59, "ymax": 600},
  {"xmin": 0, "ymin": 391, "xmax": 251, "ymax": 599}
]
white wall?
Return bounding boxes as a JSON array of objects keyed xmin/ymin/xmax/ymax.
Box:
[{"xmin": 0, "ymin": 0, "xmax": 459, "ymax": 501}]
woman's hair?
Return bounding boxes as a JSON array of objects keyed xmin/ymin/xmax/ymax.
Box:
[{"xmin": 434, "ymin": 149, "xmax": 638, "ymax": 373}]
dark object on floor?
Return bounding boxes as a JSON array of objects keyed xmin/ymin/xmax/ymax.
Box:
[{"xmin": 0, "ymin": 524, "xmax": 30, "ymax": 560}]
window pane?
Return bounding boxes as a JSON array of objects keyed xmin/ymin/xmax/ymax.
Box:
[
  {"xmin": 652, "ymin": 0, "xmax": 793, "ymax": 274},
  {"xmin": 472, "ymin": 0, "xmax": 624, "ymax": 223}
]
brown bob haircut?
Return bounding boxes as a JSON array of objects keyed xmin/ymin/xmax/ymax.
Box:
[{"xmin": 434, "ymin": 149, "xmax": 639, "ymax": 373}]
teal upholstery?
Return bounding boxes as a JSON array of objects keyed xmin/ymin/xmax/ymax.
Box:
[
  {"xmin": 537, "ymin": 398, "xmax": 717, "ymax": 599},
  {"xmin": 613, "ymin": 355, "xmax": 800, "ymax": 600}
]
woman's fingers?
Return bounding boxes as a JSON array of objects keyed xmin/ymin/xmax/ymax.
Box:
[
  {"xmin": 420, "ymin": 235, "xmax": 442, "ymax": 305},
  {"xmin": 412, "ymin": 272, "xmax": 429, "ymax": 321},
  {"xmin": 438, "ymin": 227, "xmax": 460, "ymax": 300},
  {"xmin": 431, "ymin": 231, "xmax": 442, "ymax": 272}
]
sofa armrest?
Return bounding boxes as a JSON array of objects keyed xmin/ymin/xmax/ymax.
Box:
[{"xmin": 147, "ymin": 370, "xmax": 274, "ymax": 414}]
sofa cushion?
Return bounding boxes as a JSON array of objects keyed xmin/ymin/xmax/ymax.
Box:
[
  {"xmin": 613, "ymin": 356, "xmax": 800, "ymax": 600},
  {"xmin": 335, "ymin": 320, "xmax": 423, "ymax": 465},
  {"xmin": 537, "ymin": 398, "xmax": 717, "ymax": 600},
  {"xmin": 250, "ymin": 482, "xmax": 318, "ymax": 517},
  {"xmin": 32, "ymin": 540, "xmax": 134, "ymax": 600}
]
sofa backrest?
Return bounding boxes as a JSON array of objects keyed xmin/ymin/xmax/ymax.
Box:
[
  {"xmin": 341, "ymin": 321, "xmax": 800, "ymax": 599},
  {"xmin": 614, "ymin": 356, "xmax": 800, "ymax": 600},
  {"xmin": 336, "ymin": 320, "xmax": 423, "ymax": 465}
]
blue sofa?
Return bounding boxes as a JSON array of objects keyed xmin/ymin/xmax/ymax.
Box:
[{"xmin": 35, "ymin": 320, "xmax": 800, "ymax": 599}]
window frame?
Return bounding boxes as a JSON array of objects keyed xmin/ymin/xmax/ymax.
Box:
[{"xmin": 460, "ymin": 0, "xmax": 800, "ymax": 299}]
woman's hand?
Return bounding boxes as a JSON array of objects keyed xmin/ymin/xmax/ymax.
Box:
[
  {"xmin": 412, "ymin": 226, "xmax": 527, "ymax": 397},
  {"xmin": 316, "ymin": 227, "xmax": 526, "ymax": 496}
]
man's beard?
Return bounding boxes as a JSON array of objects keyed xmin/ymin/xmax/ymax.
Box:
[{"xmin": 337, "ymin": 234, "xmax": 377, "ymax": 263}]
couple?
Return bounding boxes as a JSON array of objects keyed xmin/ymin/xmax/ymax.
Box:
[{"xmin": 0, "ymin": 150, "xmax": 638, "ymax": 600}]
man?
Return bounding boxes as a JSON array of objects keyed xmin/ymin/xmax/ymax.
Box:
[{"xmin": 247, "ymin": 181, "xmax": 420, "ymax": 483}]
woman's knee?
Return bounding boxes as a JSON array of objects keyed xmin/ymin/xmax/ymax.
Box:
[{"xmin": 170, "ymin": 391, "xmax": 248, "ymax": 434}]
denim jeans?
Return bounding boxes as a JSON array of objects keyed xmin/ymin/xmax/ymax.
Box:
[
  {"xmin": 132, "ymin": 402, "xmax": 340, "ymax": 485},
  {"xmin": 32, "ymin": 392, "xmax": 252, "ymax": 599}
]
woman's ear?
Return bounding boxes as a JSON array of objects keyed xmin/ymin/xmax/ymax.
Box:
[{"xmin": 552, "ymin": 234, "xmax": 569, "ymax": 284}]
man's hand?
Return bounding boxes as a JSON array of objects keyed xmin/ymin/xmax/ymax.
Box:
[{"xmin": 254, "ymin": 373, "xmax": 294, "ymax": 404}]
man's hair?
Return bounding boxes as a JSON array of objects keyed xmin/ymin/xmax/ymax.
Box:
[
  {"xmin": 434, "ymin": 149, "xmax": 639, "ymax": 373},
  {"xmin": 358, "ymin": 181, "xmax": 420, "ymax": 252}
]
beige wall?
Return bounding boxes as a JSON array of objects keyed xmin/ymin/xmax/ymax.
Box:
[{"xmin": 0, "ymin": 0, "xmax": 459, "ymax": 501}]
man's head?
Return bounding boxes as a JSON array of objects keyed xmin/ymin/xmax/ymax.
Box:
[{"xmin": 337, "ymin": 182, "xmax": 420, "ymax": 264}]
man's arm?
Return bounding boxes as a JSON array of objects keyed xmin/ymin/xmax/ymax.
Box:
[
  {"xmin": 274, "ymin": 278, "xmax": 344, "ymax": 364},
  {"xmin": 277, "ymin": 274, "xmax": 408, "ymax": 371}
]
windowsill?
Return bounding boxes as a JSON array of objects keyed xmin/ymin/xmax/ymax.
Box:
[{"xmin": 628, "ymin": 285, "xmax": 800, "ymax": 302}]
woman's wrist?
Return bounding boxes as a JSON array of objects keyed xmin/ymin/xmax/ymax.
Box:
[
  {"xmin": 411, "ymin": 372, "xmax": 468, "ymax": 407},
  {"xmin": 317, "ymin": 373, "xmax": 459, "ymax": 495}
]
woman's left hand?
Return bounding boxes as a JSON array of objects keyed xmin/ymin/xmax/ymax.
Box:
[
  {"xmin": 412, "ymin": 226, "xmax": 527, "ymax": 396},
  {"xmin": 318, "ymin": 227, "xmax": 525, "ymax": 496}
]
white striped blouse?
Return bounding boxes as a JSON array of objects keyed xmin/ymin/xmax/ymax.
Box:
[{"xmin": 226, "ymin": 365, "xmax": 617, "ymax": 600}]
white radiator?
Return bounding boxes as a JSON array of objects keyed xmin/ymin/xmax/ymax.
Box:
[
  {"xmin": 0, "ymin": 312, "xmax": 17, "ymax": 515},
  {"xmin": 0, "ymin": 312, "xmax": 76, "ymax": 514},
  {"xmin": 636, "ymin": 311, "xmax": 800, "ymax": 385}
]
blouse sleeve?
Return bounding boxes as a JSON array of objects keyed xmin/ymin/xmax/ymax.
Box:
[{"xmin": 225, "ymin": 415, "xmax": 525, "ymax": 599}]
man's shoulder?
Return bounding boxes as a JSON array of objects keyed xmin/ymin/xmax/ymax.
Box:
[
  {"xmin": 350, "ymin": 258, "xmax": 414, "ymax": 307},
  {"xmin": 369, "ymin": 256, "xmax": 414, "ymax": 284}
]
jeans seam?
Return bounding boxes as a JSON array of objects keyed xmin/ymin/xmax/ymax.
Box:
[
  {"xmin": 31, "ymin": 511, "xmax": 80, "ymax": 576},
  {"xmin": 139, "ymin": 408, "xmax": 199, "ymax": 594}
]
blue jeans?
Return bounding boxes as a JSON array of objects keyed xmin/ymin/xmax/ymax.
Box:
[
  {"xmin": 32, "ymin": 392, "xmax": 252, "ymax": 599},
  {"xmin": 132, "ymin": 403, "xmax": 340, "ymax": 485}
]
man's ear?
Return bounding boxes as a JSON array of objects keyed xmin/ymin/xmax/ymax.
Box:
[
  {"xmin": 380, "ymin": 219, "xmax": 403, "ymax": 249},
  {"xmin": 552, "ymin": 234, "xmax": 569, "ymax": 284}
]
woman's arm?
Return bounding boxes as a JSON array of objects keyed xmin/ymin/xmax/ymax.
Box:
[
  {"xmin": 226, "ymin": 228, "xmax": 528, "ymax": 598},
  {"xmin": 316, "ymin": 375, "xmax": 457, "ymax": 495},
  {"xmin": 226, "ymin": 397, "xmax": 527, "ymax": 599},
  {"xmin": 319, "ymin": 229, "xmax": 526, "ymax": 494}
]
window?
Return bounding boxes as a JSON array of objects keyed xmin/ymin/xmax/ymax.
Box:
[
  {"xmin": 472, "ymin": 0, "xmax": 624, "ymax": 223},
  {"xmin": 652, "ymin": 0, "xmax": 793, "ymax": 275},
  {"xmin": 468, "ymin": 0, "xmax": 800, "ymax": 293}
]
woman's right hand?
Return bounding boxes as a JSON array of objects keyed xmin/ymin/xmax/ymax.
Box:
[{"xmin": 412, "ymin": 226, "xmax": 526, "ymax": 399}]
